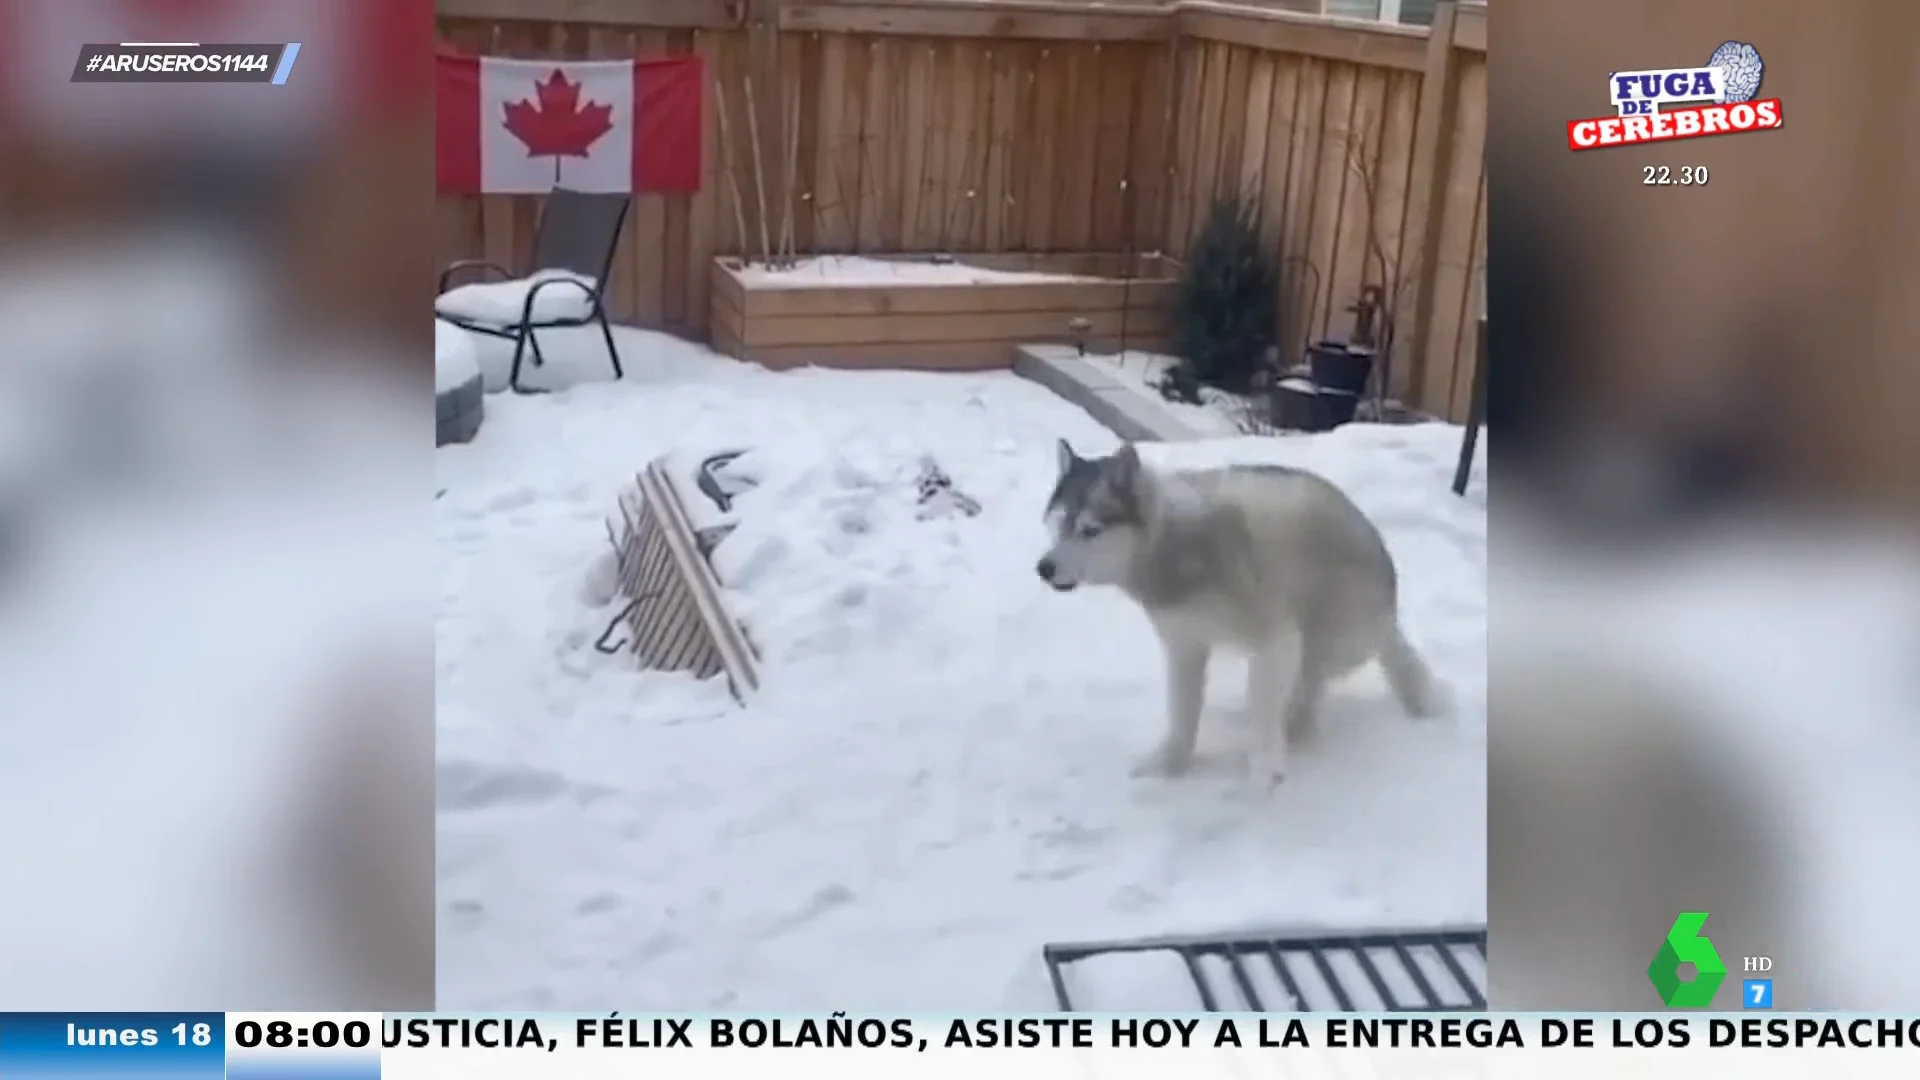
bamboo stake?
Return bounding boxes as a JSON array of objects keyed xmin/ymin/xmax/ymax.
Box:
[
  {"xmin": 911, "ymin": 90, "xmax": 939, "ymax": 247},
  {"xmin": 1116, "ymin": 37, "xmax": 1148, "ymax": 361},
  {"xmin": 1155, "ymin": 35, "xmax": 1181, "ymax": 259},
  {"xmin": 940, "ymin": 127, "xmax": 980, "ymax": 253},
  {"xmin": 743, "ymin": 74, "xmax": 775, "ymax": 266},
  {"xmin": 858, "ymin": 135, "xmax": 885, "ymax": 252},
  {"xmin": 807, "ymin": 131, "xmax": 862, "ymax": 251},
  {"xmin": 713, "ymin": 78, "xmax": 752, "ymax": 264},
  {"xmin": 828, "ymin": 139, "xmax": 862, "ymax": 246},
  {"xmin": 778, "ymin": 89, "xmax": 802, "ymax": 266}
]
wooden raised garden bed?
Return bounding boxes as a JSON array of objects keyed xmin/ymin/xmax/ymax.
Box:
[{"xmin": 709, "ymin": 252, "xmax": 1177, "ymax": 371}]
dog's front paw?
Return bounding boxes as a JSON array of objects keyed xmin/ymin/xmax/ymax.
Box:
[{"xmin": 1130, "ymin": 743, "xmax": 1193, "ymax": 778}]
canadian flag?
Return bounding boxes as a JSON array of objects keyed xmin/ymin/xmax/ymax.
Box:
[{"xmin": 437, "ymin": 52, "xmax": 702, "ymax": 196}]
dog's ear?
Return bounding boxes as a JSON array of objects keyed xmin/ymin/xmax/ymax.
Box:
[
  {"xmin": 1109, "ymin": 443, "xmax": 1141, "ymax": 489},
  {"xmin": 1056, "ymin": 438, "xmax": 1078, "ymax": 476}
]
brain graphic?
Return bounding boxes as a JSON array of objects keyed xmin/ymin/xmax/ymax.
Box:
[{"xmin": 1707, "ymin": 41, "xmax": 1764, "ymax": 103}]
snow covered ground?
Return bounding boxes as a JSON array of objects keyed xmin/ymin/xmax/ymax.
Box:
[{"xmin": 435, "ymin": 324, "xmax": 1486, "ymax": 1011}]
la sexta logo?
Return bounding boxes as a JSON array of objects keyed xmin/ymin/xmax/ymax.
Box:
[{"xmin": 1568, "ymin": 41, "xmax": 1782, "ymax": 151}]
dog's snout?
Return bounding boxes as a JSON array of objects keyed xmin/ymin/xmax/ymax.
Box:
[{"xmin": 1035, "ymin": 557, "xmax": 1056, "ymax": 581}]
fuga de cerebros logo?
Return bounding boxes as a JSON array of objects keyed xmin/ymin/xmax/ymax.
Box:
[{"xmin": 1568, "ymin": 40, "xmax": 1782, "ymax": 151}]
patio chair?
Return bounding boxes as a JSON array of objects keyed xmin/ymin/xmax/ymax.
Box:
[
  {"xmin": 1452, "ymin": 313, "xmax": 1486, "ymax": 496},
  {"xmin": 435, "ymin": 188, "xmax": 630, "ymax": 394}
]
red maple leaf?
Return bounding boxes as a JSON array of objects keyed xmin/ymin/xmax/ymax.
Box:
[{"xmin": 501, "ymin": 69, "xmax": 615, "ymax": 182}]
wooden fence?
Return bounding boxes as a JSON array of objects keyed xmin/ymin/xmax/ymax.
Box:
[{"xmin": 436, "ymin": 0, "xmax": 1486, "ymax": 420}]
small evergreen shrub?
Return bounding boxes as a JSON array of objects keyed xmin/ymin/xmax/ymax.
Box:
[{"xmin": 1166, "ymin": 191, "xmax": 1280, "ymax": 399}]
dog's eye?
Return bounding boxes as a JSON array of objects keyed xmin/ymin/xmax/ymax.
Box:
[{"xmin": 1075, "ymin": 521, "xmax": 1103, "ymax": 539}]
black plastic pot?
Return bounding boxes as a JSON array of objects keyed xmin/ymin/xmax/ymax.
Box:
[
  {"xmin": 1269, "ymin": 377, "xmax": 1325, "ymax": 432},
  {"xmin": 1308, "ymin": 339, "xmax": 1376, "ymax": 397},
  {"xmin": 1318, "ymin": 387, "xmax": 1360, "ymax": 428}
]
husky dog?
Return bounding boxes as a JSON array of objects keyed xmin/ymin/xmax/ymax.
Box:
[{"xmin": 1037, "ymin": 440, "xmax": 1444, "ymax": 781}]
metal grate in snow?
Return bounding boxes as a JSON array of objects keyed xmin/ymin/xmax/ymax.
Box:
[
  {"xmin": 599, "ymin": 456, "xmax": 760, "ymax": 703},
  {"xmin": 1042, "ymin": 927, "xmax": 1486, "ymax": 1012}
]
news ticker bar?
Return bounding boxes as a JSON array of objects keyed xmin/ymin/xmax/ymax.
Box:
[
  {"xmin": 3, "ymin": 1012, "xmax": 1920, "ymax": 1079},
  {"xmin": 70, "ymin": 42, "xmax": 303, "ymax": 84}
]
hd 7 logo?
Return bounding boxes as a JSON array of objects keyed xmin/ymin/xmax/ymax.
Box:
[{"xmin": 1568, "ymin": 41, "xmax": 1782, "ymax": 151}]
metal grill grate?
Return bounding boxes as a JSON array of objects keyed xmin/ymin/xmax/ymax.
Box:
[
  {"xmin": 608, "ymin": 484, "xmax": 726, "ymax": 682},
  {"xmin": 1043, "ymin": 927, "xmax": 1486, "ymax": 1012},
  {"xmin": 601, "ymin": 459, "xmax": 760, "ymax": 703}
]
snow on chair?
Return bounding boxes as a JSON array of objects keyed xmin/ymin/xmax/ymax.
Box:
[
  {"xmin": 597, "ymin": 453, "xmax": 760, "ymax": 704},
  {"xmin": 435, "ymin": 187, "xmax": 630, "ymax": 394}
]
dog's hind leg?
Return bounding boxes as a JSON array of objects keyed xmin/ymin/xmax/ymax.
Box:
[
  {"xmin": 1247, "ymin": 631, "xmax": 1313, "ymax": 785},
  {"xmin": 1283, "ymin": 636, "xmax": 1330, "ymax": 747},
  {"xmin": 1133, "ymin": 636, "xmax": 1209, "ymax": 777}
]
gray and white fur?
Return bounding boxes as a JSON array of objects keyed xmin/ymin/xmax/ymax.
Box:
[{"xmin": 1037, "ymin": 440, "xmax": 1445, "ymax": 782}]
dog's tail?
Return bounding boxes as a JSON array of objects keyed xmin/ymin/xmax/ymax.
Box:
[{"xmin": 1381, "ymin": 623, "xmax": 1449, "ymax": 718}]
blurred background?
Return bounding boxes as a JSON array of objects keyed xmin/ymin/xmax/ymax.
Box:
[
  {"xmin": 1488, "ymin": 1, "xmax": 1920, "ymax": 1008},
  {"xmin": 0, "ymin": 0, "xmax": 435, "ymax": 1007}
]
